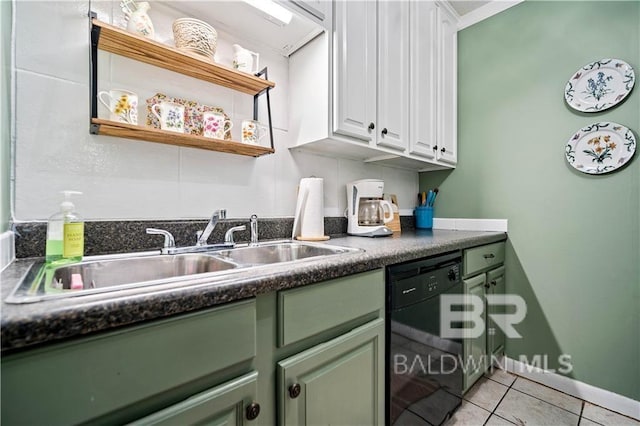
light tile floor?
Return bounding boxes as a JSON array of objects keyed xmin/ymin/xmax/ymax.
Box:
[{"xmin": 446, "ymin": 369, "xmax": 640, "ymax": 426}]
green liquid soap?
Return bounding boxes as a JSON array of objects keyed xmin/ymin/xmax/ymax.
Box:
[{"xmin": 45, "ymin": 239, "xmax": 63, "ymax": 263}]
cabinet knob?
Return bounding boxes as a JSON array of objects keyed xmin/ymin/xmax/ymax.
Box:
[
  {"xmin": 491, "ymin": 280, "xmax": 497, "ymax": 286},
  {"xmin": 433, "ymin": 145, "xmax": 438, "ymax": 150},
  {"xmin": 484, "ymin": 283, "xmax": 491, "ymax": 289},
  {"xmin": 381, "ymin": 128, "xmax": 388, "ymax": 136},
  {"xmin": 246, "ymin": 402, "xmax": 261, "ymax": 420},
  {"xmin": 289, "ymin": 383, "xmax": 301, "ymax": 399},
  {"xmin": 440, "ymin": 147, "xmax": 446, "ymax": 153},
  {"xmin": 368, "ymin": 122, "xmax": 375, "ymax": 131}
]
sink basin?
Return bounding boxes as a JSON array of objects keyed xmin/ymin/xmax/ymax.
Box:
[
  {"xmin": 6, "ymin": 253, "xmax": 238, "ymax": 303},
  {"xmin": 6, "ymin": 241, "xmax": 362, "ymax": 304},
  {"xmin": 214, "ymin": 241, "xmax": 360, "ymax": 266}
]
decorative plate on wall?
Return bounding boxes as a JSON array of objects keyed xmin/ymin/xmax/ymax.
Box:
[
  {"xmin": 565, "ymin": 122, "xmax": 636, "ymax": 175},
  {"xmin": 564, "ymin": 59, "xmax": 635, "ymax": 112}
]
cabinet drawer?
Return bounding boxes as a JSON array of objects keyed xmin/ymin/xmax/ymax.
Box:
[
  {"xmin": 1, "ymin": 300, "xmax": 256, "ymax": 425},
  {"xmin": 130, "ymin": 371, "xmax": 258, "ymax": 426},
  {"xmin": 463, "ymin": 242, "xmax": 505, "ymax": 277},
  {"xmin": 278, "ymin": 269, "xmax": 384, "ymax": 347}
]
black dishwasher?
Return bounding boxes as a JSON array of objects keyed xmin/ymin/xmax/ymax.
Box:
[{"xmin": 386, "ymin": 251, "xmax": 463, "ymax": 425}]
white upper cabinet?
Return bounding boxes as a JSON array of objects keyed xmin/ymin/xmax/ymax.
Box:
[
  {"xmin": 409, "ymin": 0, "xmax": 438, "ymax": 158},
  {"xmin": 376, "ymin": 1, "xmax": 410, "ymax": 152},
  {"xmin": 333, "ymin": 0, "xmax": 377, "ymax": 141},
  {"xmin": 288, "ymin": 0, "xmax": 458, "ymax": 171},
  {"xmin": 436, "ymin": 3, "xmax": 458, "ymax": 165}
]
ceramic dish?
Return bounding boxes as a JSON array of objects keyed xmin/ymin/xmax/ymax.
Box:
[
  {"xmin": 565, "ymin": 122, "xmax": 636, "ymax": 175},
  {"xmin": 146, "ymin": 93, "xmax": 232, "ymax": 139},
  {"xmin": 564, "ymin": 59, "xmax": 635, "ymax": 112}
]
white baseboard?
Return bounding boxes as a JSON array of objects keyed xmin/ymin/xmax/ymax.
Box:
[
  {"xmin": 504, "ymin": 357, "xmax": 640, "ymax": 421},
  {"xmin": 433, "ymin": 218, "xmax": 508, "ymax": 232},
  {"xmin": 0, "ymin": 231, "xmax": 15, "ymax": 272}
]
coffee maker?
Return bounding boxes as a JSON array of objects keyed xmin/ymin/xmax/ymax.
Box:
[{"xmin": 346, "ymin": 179, "xmax": 394, "ymax": 237}]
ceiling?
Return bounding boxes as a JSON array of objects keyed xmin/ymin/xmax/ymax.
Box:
[{"xmin": 448, "ymin": 0, "xmax": 492, "ymax": 16}]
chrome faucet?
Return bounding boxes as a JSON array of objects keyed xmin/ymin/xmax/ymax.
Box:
[
  {"xmin": 146, "ymin": 228, "xmax": 176, "ymax": 253},
  {"xmin": 224, "ymin": 225, "xmax": 246, "ymax": 244},
  {"xmin": 196, "ymin": 210, "xmax": 221, "ymax": 246},
  {"xmin": 250, "ymin": 214, "xmax": 259, "ymax": 245}
]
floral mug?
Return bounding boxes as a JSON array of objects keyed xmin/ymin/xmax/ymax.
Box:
[
  {"xmin": 242, "ymin": 119, "xmax": 268, "ymax": 144},
  {"xmin": 152, "ymin": 101, "xmax": 185, "ymax": 133},
  {"xmin": 202, "ymin": 111, "xmax": 233, "ymax": 139},
  {"xmin": 98, "ymin": 89, "xmax": 138, "ymax": 124}
]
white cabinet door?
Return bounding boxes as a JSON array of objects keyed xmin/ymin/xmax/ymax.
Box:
[
  {"xmin": 376, "ymin": 0, "xmax": 409, "ymax": 151},
  {"xmin": 436, "ymin": 4, "xmax": 458, "ymax": 165},
  {"xmin": 409, "ymin": 0, "xmax": 438, "ymax": 158},
  {"xmin": 333, "ymin": 0, "xmax": 377, "ymax": 141}
]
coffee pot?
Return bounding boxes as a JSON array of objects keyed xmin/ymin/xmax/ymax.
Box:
[{"xmin": 346, "ymin": 179, "xmax": 393, "ymax": 237}]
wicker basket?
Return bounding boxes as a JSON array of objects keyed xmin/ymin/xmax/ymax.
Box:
[{"xmin": 172, "ymin": 18, "xmax": 217, "ymax": 59}]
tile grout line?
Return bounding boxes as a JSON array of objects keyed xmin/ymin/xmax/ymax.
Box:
[
  {"xmin": 578, "ymin": 400, "xmax": 585, "ymax": 425},
  {"xmin": 508, "ymin": 387, "xmax": 582, "ymax": 418},
  {"xmin": 482, "ymin": 373, "xmax": 517, "ymax": 426}
]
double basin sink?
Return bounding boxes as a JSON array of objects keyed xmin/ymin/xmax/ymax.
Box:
[{"xmin": 7, "ymin": 241, "xmax": 362, "ymax": 304}]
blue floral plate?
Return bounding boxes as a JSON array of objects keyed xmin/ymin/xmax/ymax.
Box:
[
  {"xmin": 566, "ymin": 122, "xmax": 636, "ymax": 175},
  {"xmin": 564, "ymin": 59, "xmax": 635, "ymax": 112}
]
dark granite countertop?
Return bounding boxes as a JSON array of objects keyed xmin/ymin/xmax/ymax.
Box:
[{"xmin": 1, "ymin": 230, "xmax": 506, "ymax": 353}]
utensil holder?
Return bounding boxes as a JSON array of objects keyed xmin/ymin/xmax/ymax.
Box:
[{"xmin": 415, "ymin": 206, "xmax": 433, "ymax": 229}]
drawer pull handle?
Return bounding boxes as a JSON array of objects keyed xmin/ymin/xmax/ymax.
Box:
[
  {"xmin": 483, "ymin": 253, "xmax": 495, "ymax": 259},
  {"xmin": 289, "ymin": 383, "xmax": 301, "ymax": 399},
  {"xmin": 246, "ymin": 402, "xmax": 261, "ymax": 420}
]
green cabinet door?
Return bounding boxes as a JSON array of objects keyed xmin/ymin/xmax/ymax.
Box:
[
  {"xmin": 130, "ymin": 371, "xmax": 259, "ymax": 426},
  {"xmin": 463, "ymin": 273, "xmax": 487, "ymax": 393},
  {"xmin": 277, "ymin": 318, "xmax": 385, "ymax": 426},
  {"xmin": 487, "ymin": 266, "xmax": 506, "ymax": 358}
]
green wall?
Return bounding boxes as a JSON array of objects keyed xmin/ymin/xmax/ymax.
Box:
[
  {"xmin": 421, "ymin": 1, "xmax": 639, "ymax": 399},
  {"xmin": 1, "ymin": 0, "xmax": 11, "ymax": 232}
]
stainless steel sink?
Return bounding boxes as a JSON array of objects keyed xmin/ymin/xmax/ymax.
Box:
[
  {"xmin": 6, "ymin": 241, "xmax": 362, "ymax": 304},
  {"xmin": 214, "ymin": 241, "xmax": 360, "ymax": 266},
  {"xmin": 6, "ymin": 253, "xmax": 239, "ymax": 303}
]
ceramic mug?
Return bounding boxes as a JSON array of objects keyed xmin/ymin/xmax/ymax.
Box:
[
  {"xmin": 202, "ymin": 111, "xmax": 233, "ymax": 139},
  {"xmin": 241, "ymin": 119, "xmax": 268, "ymax": 144},
  {"xmin": 152, "ymin": 101, "xmax": 185, "ymax": 133},
  {"xmin": 98, "ymin": 89, "xmax": 138, "ymax": 124}
]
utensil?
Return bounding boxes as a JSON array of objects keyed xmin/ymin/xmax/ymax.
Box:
[
  {"xmin": 242, "ymin": 119, "xmax": 269, "ymax": 144},
  {"xmin": 202, "ymin": 111, "xmax": 233, "ymax": 139},
  {"xmin": 152, "ymin": 101, "xmax": 185, "ymax": 133},
  {"xmin": 98, "ymin": 89, "xmax": 138, "ymax": 124}
]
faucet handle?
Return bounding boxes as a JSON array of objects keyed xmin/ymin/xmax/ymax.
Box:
[{"xmin": 146, "ymin": 228, "xmax": 176, "ymax": 249}]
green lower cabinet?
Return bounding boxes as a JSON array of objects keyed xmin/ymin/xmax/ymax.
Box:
[
  {"xmin": 277, "ymin": 318, "xmax": 385, "ymax": 426},
  {"xmin": 129, "ymin": 371, "xmax": 259, "ymax": 426},
  {"xmin": 463, "ymin": 273, "xmax": 487, "ymax": 392},
  {"xmin": 487, "ymin": 266, "xmax": 506, "ymax": 357}
]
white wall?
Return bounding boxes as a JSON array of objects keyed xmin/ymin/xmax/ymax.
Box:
[{"xmin": 13, "ymin": 1, "xmax": 418, "ymax": 221}]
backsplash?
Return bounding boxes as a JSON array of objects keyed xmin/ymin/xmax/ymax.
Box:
[
  {"xmin": 11, "ymin": 1, "xmax": 418, "ymax": 222},
  {"xmin": 13, "ymin": 216, "xmax": 416, "ymax": 258}
]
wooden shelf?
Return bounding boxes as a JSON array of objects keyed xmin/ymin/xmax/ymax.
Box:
[
  {"xmin": 91, "ymin": 119, "xmax": 275, "ymax": 157},
  {"xmin": 92, "ymin": 19, "xmax": 275, "ymax": 96}
]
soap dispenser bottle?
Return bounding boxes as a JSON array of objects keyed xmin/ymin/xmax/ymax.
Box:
[{"xmin": 46, "ymin": 191, "xmax": 84, "ymax": 263}]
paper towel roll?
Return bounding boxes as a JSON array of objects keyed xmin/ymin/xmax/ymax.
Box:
[{"xmin": 292, "ymin": 177, "xmax": 325, "ymax": 239}]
